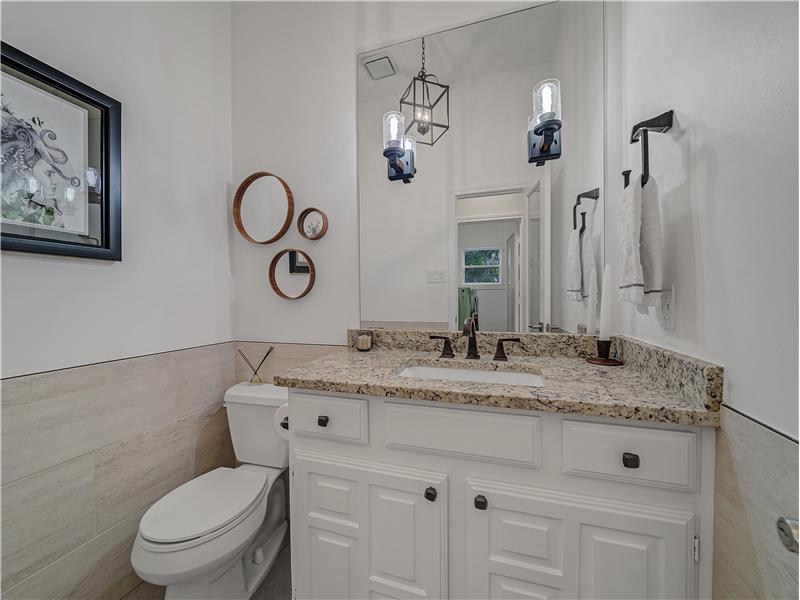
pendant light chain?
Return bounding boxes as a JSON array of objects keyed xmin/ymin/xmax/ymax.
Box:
[{"xmin": 419, "ymin": 37, "xmax": 426, "ymax": 78}]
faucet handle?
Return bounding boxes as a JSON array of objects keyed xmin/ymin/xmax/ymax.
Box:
[
  {"xmin": 493, "ymin": 337, "xmax": 521, "ymax": 361},
  {"xmin": 430, "ymin": 335, "xmax": 455, "ymax": 359}
]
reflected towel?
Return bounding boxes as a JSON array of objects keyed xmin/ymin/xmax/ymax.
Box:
[
  {"xmin": 566, "ymin": 229, "xmax": 582, "ymax": 301},
  {"xmin": 640, "ymin": 177, "xmax": 664, "ymax": 306},
  {"xmin": 580, "ymin": 226, "xmax": 597, "ymax": 299},
  {"xmin": 617, "ymin": 180, "xmax": 644, "ymax": 304},
  {"xmin": 458, "ymin": 287, "xmax": 477, "ymax": 326}
]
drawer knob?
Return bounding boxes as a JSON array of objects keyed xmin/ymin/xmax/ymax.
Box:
[
  {"xmin": 622, "ymin": 452, "xmax": 640, "ymax": 468},
  {"xmin": 474, "ymin": 495, "xmax": 488, "ymax": 510},
  {"xmin": 318, "ymin": 415, "xmax": 329, "ymax": 427},
  {"xmin": 280, "ymin": 417, "xmax": 289, "ymax": 430},
  {"xmin": 424, "ymin": 487, "xmax": 437, "ymax": 502}
]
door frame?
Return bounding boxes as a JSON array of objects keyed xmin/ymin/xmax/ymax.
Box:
[{"xmin": 447, "ymin": 167, "xmax": 551, "ymax": 332}]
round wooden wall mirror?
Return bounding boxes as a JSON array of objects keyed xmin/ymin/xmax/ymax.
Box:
[
  {"xmin": 233, "ymin": 172, "xmax": 294, "ymax": 244},
  {"xmin": 297, "ymin": 207, "xmax": 328, "ymax": 240},
  {"xmin": 269, "ymin": 249, "xmax": 316, "ymax": 299}
]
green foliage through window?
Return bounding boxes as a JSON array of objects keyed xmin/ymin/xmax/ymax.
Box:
[{"xmin": 463, "ymin": 248, "xmax": 501, "ymax": 284}]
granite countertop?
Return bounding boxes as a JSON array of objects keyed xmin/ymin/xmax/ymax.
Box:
[{"xmin": 273, "ymin": 349, "xmax": 720, "ymax": 427}]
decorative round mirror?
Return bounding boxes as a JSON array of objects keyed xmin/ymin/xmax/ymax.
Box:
[
  {"xmin": 269, "ymin": 249, "xmax": 316, "ymax": 299},
  {"xmin": 297, "ymin": 207, "xmax": 328, "ymax": 240},
  {"xmin": 233, "ymin": 172, "xmax": 294, "ymax": 244}
]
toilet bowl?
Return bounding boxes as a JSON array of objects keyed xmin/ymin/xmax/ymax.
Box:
[{"xmin": 131, "ymin": 383, "xmax": 290, "ymax": 600}]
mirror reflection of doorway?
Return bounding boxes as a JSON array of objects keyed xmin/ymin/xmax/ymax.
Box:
[
  {"xmin": 450, "ymin": 174, "xmax": 550, "ymax": 333},
  {"xmin": 457, "ymin": 219, "xmax": 519, "ymax": 332}
]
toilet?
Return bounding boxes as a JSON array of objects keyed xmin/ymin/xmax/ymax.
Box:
[{"xmin": 131, "ymin": 383, "xmax": 290, "ymax": 600}]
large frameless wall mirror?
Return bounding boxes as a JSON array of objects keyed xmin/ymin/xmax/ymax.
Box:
[{"xmin": 357, "ymin": 1, "xmax": 605, "ymax": 333}]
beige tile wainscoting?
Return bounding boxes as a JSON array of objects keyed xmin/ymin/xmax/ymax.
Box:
[
  {"xmin": 713, "ymin": 406, "xmax": 799, "ymax": 599},
  {"xmin": 235, "ymin": 341, "xmax": 346, "ymax": 384},
  {"xmin": 1, "ymin": 341, "xmax": 342, "ymax": 600}
]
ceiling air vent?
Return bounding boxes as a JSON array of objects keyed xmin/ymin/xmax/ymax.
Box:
[{"xmin": 362, "ymin": 55, "xmax": 396, "ymax": 80}]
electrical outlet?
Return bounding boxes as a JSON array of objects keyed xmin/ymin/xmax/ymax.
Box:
[
  {"xmin": 426, "ymin": 269, "xmax": 447, "ymax": 284},
  {"xmin": 660, "ymin": 284, "xmax": 676, "ymax": 330}
]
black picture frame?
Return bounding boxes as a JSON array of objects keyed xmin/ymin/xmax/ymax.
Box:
[
  {"xmin": 288, "ymin": 250, "xmax": 309, "ymax": 274},
  {"xmin": 1, "ymin": 42, "xmax": 122, "ymax": 261}
]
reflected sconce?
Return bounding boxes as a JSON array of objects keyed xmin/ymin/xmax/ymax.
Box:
[
  {"xmin": 528, "ymin": 78, "xmax": 562, "ymax": 166},
  {"xmin": 382, "ymin": 111, "xmax": 416, "ymax": 184}
]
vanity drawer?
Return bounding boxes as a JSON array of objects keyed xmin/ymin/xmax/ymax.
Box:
[
  {"xmin": 291, "ymin": 393, "xmax": 368, "ymax": 445},
  {"xmin": 562, "ymin": 420, "xmax": 698, "ymax": 491},
  {"xmin": 384, "ymin": 402, "xmax": 540, "ymax": 468}
]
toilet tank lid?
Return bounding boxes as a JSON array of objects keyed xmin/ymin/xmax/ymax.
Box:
[{"xmin": 224, "ymin": 382, "xmax": 288, "ymax": 407}]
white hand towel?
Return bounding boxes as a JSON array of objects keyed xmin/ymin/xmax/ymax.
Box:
[
  {"xmin": 580, "ymin": 226, "xmax": 597, "ymax": 299},
  {"xmin": 640, "ymin": 176, "xmax": 664, "ymax": 306},
  {"xmin": 616, "ymin": 179, "xmax": 644, "ymax": 304},
  {"xmin": 566, "ymin": 228, "xmax": 582, "ymax": 301}
]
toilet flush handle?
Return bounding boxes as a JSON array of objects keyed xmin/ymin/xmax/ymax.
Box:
[{"xmin": 273, "ymin": 403, "xmax": 290, "ymax": 441}]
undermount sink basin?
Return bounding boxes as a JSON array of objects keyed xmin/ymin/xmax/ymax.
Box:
[{"xmin": 397, "ymin": 365, "xmax": 544, "ymax": 387}]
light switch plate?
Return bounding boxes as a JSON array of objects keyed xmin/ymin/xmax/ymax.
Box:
[
  {"xmin": 427, "ymin": 268, "xmax": 447, "ymax": 284},
  {"xmin": 660, "ymin": 284, "xmax": 676, "ymax": 330}
]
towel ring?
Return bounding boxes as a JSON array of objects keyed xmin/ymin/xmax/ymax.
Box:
[
  {"xmin": 630, "ymin": 110, "xmax": 674, "ymax": 187},
  {"xmin": 573, "ymin": 187, "xmax": 600, "ymax": 230}
]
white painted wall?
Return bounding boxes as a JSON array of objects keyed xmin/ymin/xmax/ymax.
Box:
[
  {"xmin": 1, "ymin": 2, "xmax": 234, "ymax": 378},
  {"xmin": 605, "ymin": 2, "xmax": 798, "ymax": 437},
  {"xmin": 229, "ymin": 1, "xmax": 526, "ymax": 345}
]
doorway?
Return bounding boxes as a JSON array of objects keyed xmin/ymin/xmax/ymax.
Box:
[
  {"xmin": 457, "ymin": 218, "xmax": 521, "ymax": 332},
  {"xmin": 448, "ymin": 170, "xmax": 551, "ymax": 333}
]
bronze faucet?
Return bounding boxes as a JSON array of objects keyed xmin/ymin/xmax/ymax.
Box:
[{"xmin": 463, "ymin": 314, "xmax": 480, "ymax": 359}]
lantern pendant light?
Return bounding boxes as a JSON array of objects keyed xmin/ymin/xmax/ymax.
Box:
[{"xmin": 399, "ymin": 37, "xmax": 450, "ymax": 146}]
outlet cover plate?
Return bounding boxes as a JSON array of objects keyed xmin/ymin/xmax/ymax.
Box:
[
  {"xmin": 660, "ymin": 284, "xmax": 676, "ymax": 330},
  {"xmin": 427, "ymin": 268, "xmax": 447, "ymax": 284}
]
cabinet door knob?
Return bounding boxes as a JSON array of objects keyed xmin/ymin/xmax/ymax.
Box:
[
  {"xmin": 424, "ymin": 487, "xmax": 437, "ymax": 502},
  {"xmin": 474, "ymin": 495, "xmax": 488, "ymax": 510},
  {"xmin": 317, "ymin": 415, "xmax": 329, "ymax": 427},
  {"xmin": 280, "ymin": 417, "xmax": 289, "ymax": 430},
  {"xmin": 622, "ymin": 452, "xmax": 640, "ymax": 468}
]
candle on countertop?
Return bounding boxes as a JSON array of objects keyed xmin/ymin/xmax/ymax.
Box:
[
  {"xmin": 356, "ymin": 335, "xmax": 372, "ymax": 351},
  {"xmin": 587, "ymin": 272, "xmax": 597, "ymax": 335},
  {"xmin": 598, "ymin": 264, "xmax": 612, "ymax": 341}
]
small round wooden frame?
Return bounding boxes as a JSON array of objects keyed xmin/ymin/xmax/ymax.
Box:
[
  {"xmin": 269, "ymin": 249, "xmax": 316, "ymax": 299},
  {"xmin": 232, "ymin": 172, "xmax": 294, "ymax": 244},
  {"xmin": 297, "ymin": 207, "xmax": 329, "ymax": 240}
]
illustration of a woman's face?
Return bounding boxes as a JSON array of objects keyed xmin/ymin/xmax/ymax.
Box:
[{"xmin": 31, "ymin": 160, "xmax": 60, "ymax": 201}]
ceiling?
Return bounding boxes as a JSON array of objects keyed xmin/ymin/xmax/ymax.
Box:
[{"xmin": 357, "ymin": 2, "xmax": 563, "ymax": 103}]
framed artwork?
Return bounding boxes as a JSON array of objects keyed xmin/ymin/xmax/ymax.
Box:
[{"xmin": 1, "ymin": 42, "xmax": 121, "ymax": 260}]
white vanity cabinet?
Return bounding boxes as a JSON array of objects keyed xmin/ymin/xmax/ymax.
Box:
[{"xmin": 287, "ymin": 392, "xmax": 715, "ymax": 600}]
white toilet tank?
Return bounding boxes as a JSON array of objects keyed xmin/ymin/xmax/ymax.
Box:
[{"xmin": 223, "ymin": 382, "xmax": 289, "ymax": 468}]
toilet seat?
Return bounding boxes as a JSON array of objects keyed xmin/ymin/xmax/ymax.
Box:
[{"xmin": 139, "ymin": 467, "xmax": 270, "ymax": 549}]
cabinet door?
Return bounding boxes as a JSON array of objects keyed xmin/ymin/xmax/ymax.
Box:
[
  {"xmin": 366, "ymin": 469, "xmax": 447, "ymax": 599},
  {"xmin": 293, "ymin": 453, "xmax": 364, "ymax": 600},
  {"xmin": 465, "ymin": 477, "xmax": 696, "ymax": 599},
  {"xmin": 292, "ymin": 449, "xmax": 447, "ymax": 600}
]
